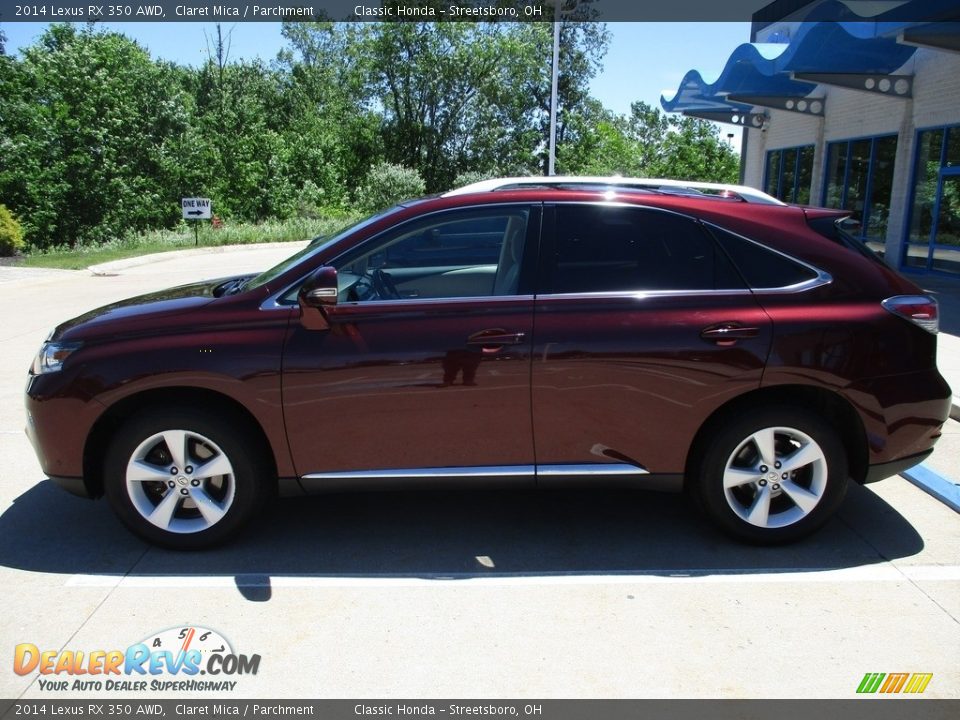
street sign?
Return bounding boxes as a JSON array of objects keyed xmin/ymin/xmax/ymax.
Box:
[{"xmin": 181, "ymin": 197, "xmax": 212, "ymax": 220}]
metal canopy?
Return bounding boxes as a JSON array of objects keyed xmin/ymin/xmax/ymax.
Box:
[
  {"xmin": 660, "ymin": 0, "xmax": 959, "ymax": 125},
  {"xmin": 899, "ymin": 22, "xmax": 960, "ymax": 54}
]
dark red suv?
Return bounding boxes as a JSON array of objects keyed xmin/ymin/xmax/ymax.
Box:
[{"xmin": 25, "ymin": 184, "xmax": 952, "ymax": 548}]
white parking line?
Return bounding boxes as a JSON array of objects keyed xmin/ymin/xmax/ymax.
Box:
[{"xmin": 65, "ymin": 564, "xmax": 960, "ymax": 589}]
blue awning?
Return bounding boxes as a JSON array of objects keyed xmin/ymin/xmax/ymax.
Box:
[{"xmin": 661, "ymin": 0, "xmax": 959, "ymax": 116}]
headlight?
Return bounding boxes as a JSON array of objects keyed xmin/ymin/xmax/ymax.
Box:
[{"xmin": 32, "ymin": 341, "xmax": 81, "ymax": 375}]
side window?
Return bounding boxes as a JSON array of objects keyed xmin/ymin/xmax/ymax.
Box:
[
  {"xmin": 335, "ymin": 208, "xmax": 530, "ymax": 301},
  {"xmin": 707, "ymin": 225, "xmax": 819, "ymax": 289},
  {"xmin": 548, "ymin": 205, "xmax": 745, "ymax": 294}
]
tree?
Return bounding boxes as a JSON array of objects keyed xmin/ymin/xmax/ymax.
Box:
[
  {"xmin": 526, "ymin": 2, "xmax": 611, "ymax": 172},
  {"xmin": 278, "ymin": 21, "xmax": 381, "ymax": 207},
  {"xmin": 362, "ymin": 22, "xmax": 492, "ymax": 191},
  {"xmin": 558, "ymin": 101, "xmax": 739, "ymax": 182},
  {"xmin": 1, "ymin": 25, "xmax": 188, "ymax": 248},
  {"xmin": 658, "ymin": 115, "xmax": 740, "ymax": 183}
]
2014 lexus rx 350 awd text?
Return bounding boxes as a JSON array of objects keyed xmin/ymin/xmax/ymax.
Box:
[{"xmin": 25, "ymin": 180, "xmax": 952, "ymax": 549}]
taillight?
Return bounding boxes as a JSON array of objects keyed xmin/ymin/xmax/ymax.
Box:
[{"xmin": 881, "ymin": 295, "xmax": 939, "ymax": 334}]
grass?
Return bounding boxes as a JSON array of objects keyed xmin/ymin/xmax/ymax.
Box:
[{"xmin": 18, "ymin": 216, "xmax": 361, "ymax": 270}]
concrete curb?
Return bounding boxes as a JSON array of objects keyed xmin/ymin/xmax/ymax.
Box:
[
  {"xmin": 86, "ymin": 241, "xmax": 308, "ymax": 276},
  {"xmin": 902, "ymin": 464, "xmax": 960, "ymax": 513}
]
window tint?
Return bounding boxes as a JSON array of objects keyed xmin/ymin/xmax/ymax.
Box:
[
  {"xmin": 708, "ymin": 225, "xmax": 818, "ymax": 289},
  {"xmin": 548, "ymin": 205, "xmax": 745, "ymax": 293},
  {"xmin": 334, "ymin": 208, "xmax": 530, "ymax": 301}
]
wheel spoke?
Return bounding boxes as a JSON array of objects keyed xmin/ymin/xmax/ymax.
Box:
[
  {"xmin": 779, "ymin": 480, "xmax": 821, "ymax": 514},
  {"xmin": 188, "ymin": 486, "xmax": 227, "ymax": 526},
  {"xmin": 746, "ymin": 485, "xmax": 772, "ymax": 526},
  {"xmin": 723, "ymin": 467, "xmax": 759, "ymax": 489},
  {"xmin": 161, "ymin": 430, "xmax": 189, "ymax": 470},
  {"xmin": 127, "ymin": 460, "xmax": 172, "ymax": 484},
  {"xmin": 780, "ymin": 442, "xmax": 824, "ymax": 474},
  {"xmin": 148, "ymin": 490, "xmax": 181, "ymax": 529},
  {"xmin": 750, "ymin": 428, "xmax": 777, "ymax": 467},
  {"xmin": 193, "ymin": 453, "xmax": 232, "ymax": 480}
]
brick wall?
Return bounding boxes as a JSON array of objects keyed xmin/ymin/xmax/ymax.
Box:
[{"xmin": 741, "ymin": 47, "xmax": 960, "ymax": 268}]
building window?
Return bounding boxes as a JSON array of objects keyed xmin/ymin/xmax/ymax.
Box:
[
  {"xmin": 764, "ymin": 146, "xmax": 814, "ymax": 204},
  {"xmin": 822, "ymin": 135, "xmax": 898, "ymax": 251},
  {"xmin": 905, "ymin": 125, "xmax": 960, "ymax": 274}
]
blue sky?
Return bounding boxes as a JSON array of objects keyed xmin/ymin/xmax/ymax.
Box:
[{"xmin": 3, "ymin": 21, "xmax": 752, "ymax": 117}]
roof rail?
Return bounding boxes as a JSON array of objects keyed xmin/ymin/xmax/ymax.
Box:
[{"xmin": 443, "ymin": 176, "xmax": 786, "ymax": 206}]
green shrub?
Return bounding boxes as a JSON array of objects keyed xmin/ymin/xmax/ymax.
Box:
[
  {"xmin": 451, "ymin": 170, "xmax": 496, "ymax": 191},
  {"xmin": 0, "ymin": 204, "xmax": 25, "ymax": 256},
  {"xmin": 356, "ymin": 162, "xmax": 426, "ymax": 213}
]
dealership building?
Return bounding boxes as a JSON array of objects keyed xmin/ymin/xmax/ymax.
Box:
[{"xmin": 661, "ymin": 0, "xmax": 960, "ymax": 277}]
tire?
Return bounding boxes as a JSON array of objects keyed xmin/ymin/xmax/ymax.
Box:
[
  {"xmin": 103, "ymin": 408, "xmax": 270, "ymax": 550},
  {"xmin": 691, "ymin": 406, "xmax": 849, "ymax": 544}
]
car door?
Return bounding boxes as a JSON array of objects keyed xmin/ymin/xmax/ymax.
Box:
[
  {"xmin": 531, "ymin": 202, "xmax": 773, "ymax": 485},
  {"xmin": 282, "ymin": 204, "xmax": 541, "ymax": 489}
]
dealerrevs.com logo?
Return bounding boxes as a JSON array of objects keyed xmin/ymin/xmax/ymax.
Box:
[
  {"xmin": 14, "ymin": 626, "xmax": 260, "ymax": 693},
  {"xmin": 856, "ymin": 672, "xmax": 933, "ymax": 694}
]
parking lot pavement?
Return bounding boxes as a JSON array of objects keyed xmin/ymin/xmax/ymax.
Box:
[
  {"xmin": 0, "ymin": 266, "xmax": 78, "ymax": 285},
  {"xmin": 1, "ymin": 246, "xmax": 958, "ymax": 699}
]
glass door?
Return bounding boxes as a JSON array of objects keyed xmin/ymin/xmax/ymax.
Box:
[{"xmin": 930, "ymin": 170, "xmax": 960, "ymax": 274}]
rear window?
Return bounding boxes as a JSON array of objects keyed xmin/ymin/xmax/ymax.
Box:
[
  {"xmin": 806, "ymin": 215, "xmax": 888, "ymax": 265},
  {"xmin": 707, "ymin": 225, "xmax": 819, "ymax": 289},
  {"xmin": 548, "ymin": 205, "xmax": 746, "ymax": 294}
]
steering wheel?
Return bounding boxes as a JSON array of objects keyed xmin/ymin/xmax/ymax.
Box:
[{"xmin": 372, "ymin": 269, "xmax": 401, "ymax": 300}]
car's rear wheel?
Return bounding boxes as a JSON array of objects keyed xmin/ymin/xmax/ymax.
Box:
[
  {"xmin": 692, "ymin": 406, "xmax": 849, "ymax": 544},
  {"xmin": 104, "ymin": 408, "xmax": 268, "ymax": 549}
]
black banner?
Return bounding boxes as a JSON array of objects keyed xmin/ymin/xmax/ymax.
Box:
[
  {"xmin": 1, "ymin": 0, "xmax": 958, "ymax": 23},
  {"xmin": 2, "ymin": 700, "xmax": 960, "ymax": 720}
]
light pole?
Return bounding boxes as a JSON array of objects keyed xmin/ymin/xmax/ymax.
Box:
[{"xmin": 548, "ymin": 0, "xmax": 562, "ymax": 176}]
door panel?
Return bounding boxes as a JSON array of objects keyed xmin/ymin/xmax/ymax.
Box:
[
  {"xmin": 532, "ymin": 293, "xmax": 771, "ymax": 473},
  {"xmin": 531, "ymin": 203, "xmax": 772, "ymax": 475},
  {"xmin": 281, "ymin": 204, "xmax": 540, "ymax": 481},
  {"xmin": 284, "ymin": 299, "xmax": 535, "ymax": 477}
]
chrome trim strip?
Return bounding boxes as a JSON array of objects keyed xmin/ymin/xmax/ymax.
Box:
[
  {"xmin": 536, "ymin": 289, "xmax": 752, "ymax": 301},
  {"xmin": 261, "ymin": 290, "xmax": 536, "ymax": 312},
  {"xmin": 303, "ymin": 466, "xmax": 536, "ymax": 481},
  {"xmin": 537, "ymin": 463, "xmax": 650, "ymax": 476},
  {"xmin": 302, "ymin": 463, "xmax": 651, "ymax": 481},
  {"xmin": 334, "ymin": 294, "xmax": 535, "ymax": 310},
  {"xmin": 749, "ymin": 273, "xmax": 833, "ymax": 295}
]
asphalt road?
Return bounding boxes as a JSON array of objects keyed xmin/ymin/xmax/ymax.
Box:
[{"xmin": 1, "ymin": 247, "xmax": 958, "ymax": 699}]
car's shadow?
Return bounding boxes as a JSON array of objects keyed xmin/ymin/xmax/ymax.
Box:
[{"xmin": 0, "ymin": 478, "xmax": 924, "ymax": 600}]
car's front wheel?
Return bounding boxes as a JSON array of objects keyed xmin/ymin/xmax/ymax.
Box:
[
  {"xmin": 104, "ymin": 408, "xmax": 269, "ymax": 549},
  {"xmin": 692, "ymin": 407, "xmax": 849, "ymax": 544}
]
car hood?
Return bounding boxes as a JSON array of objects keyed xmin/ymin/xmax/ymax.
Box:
[{"xmin": 52, "ymin": 276, "xmax": 245, "ymax": 342}]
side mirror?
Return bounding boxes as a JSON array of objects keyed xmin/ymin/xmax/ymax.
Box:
[
  {"xmin": 297, "ymin": 266, "xmax": 338, "ymax": 331},
  {"xmin": 298, "ymin": 266, "xmax": 339, "ymax": 309}
]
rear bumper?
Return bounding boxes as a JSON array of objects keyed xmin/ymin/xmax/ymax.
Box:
[
  {"xmin": 863, "ymin": 449, "xmax": 932, "ymax": 484},
  {"xmin": 847, "ymin": 369, "xmax": 951, "ymax": 466}
]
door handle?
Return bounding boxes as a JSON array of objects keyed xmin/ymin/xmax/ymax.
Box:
[
  {"xmin": 700, "ymin": 324, "xmax": 759, "ymax": 346},
  {"xmin": 466, "ymin": 329, "xmax": 526, "ymax": 350}
]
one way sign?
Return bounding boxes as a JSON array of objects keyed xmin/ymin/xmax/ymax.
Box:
[{"xmin": 181, "ymin": 197, "xmax": 212, "ymax": 220}]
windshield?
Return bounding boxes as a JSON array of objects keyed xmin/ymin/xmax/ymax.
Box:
[{"xmin": 243, "ymin": 209, "xmax": 399, "ymax": 291}]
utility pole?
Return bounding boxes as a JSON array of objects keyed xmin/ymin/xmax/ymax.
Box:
[{"xmin": 548, "ymin": 0, "xmax": 561, "ymax": 176}]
